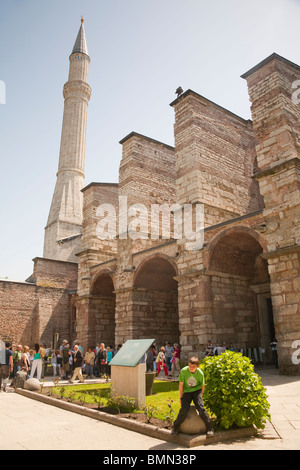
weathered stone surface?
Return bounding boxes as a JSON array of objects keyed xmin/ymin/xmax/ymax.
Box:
[
  {"xmin": 179, "ymin": 406, "xmax": 207, "ymax": 435},
  {"xmin": 24, "ymin": 378, "xmax": 41, "ymax": 391},
  {"xmin": 14, "ymin": 371, "xmax": 28, "ymax": 389}
]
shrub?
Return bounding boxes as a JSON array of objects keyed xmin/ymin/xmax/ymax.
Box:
[
  {"xmin": 93, "ymin": 390, "xmax": 107, "ymax": 409},
  {"xmin": 143, "ymin": 405, "xmax": 159, "ymax": 424},
  {"xmin": 164, "ymin": 398, "xmax": 176, "ymax": 427},
  {"xmin": 107, "ymin": 394, "xmax": 137, "ymax": 413},
  {"xmin": 200, "ymin": 351, "xmax": 271, "ymax": 430}
]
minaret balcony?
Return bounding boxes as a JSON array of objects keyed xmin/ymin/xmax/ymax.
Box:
[{"xmin": 63, "ymin": 80, "xmax": 91, "ymax": 101}]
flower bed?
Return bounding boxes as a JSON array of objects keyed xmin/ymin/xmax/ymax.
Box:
[{"xmin": 16, "ymin": 385, "xmax": 256, "ymax": 448}]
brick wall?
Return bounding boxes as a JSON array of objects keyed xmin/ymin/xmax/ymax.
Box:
[
  {"xmin": 0, "ymin": 258, "xmax": 78, "ymax": 348},
  {"xmin": 33, "ymin": 257, "xmax": 78, "ymax": 289},
  {"xmin": 0, "ymin": 280, "xmax": 71, "ymax": 348},
  {"xmin": 171, "ymin": 90, "xmax": 263, "ymax": 225},
  {"xmin": 77, "ymin": 183, "xmax": 119, "ymax": 298}
]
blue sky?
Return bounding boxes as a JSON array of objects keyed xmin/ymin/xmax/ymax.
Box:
[{"xmin": 0, "ymin": 0, "xmax": 300, "ymax": 281}]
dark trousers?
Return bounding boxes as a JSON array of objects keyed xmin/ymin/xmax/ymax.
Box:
[
  {"xmin": 0, "ymin": 365, "xmax": 10, "ymax": 389},
  {"xmin": 173, "ymin": 389, "xmax": 212, "ymax": 431},
  {"xmin": 272, "ymin": 350, "xmax": 279, "ymax": 369}
]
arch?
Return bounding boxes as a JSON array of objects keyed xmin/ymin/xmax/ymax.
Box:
[
  {"xmin": 204, "ymin": 225, "xmax": 274, "ymax": 363},
  {"xmin": 132, "ymin": 254, "xmax": 179, "ymax": 347},
  {"xmin": 208, "ymin": 225, "xmax": 267, "ymax": 252},
  {"xmin": 134, "ymin": 253, "xmax": 178, "ymax": 290},
  {"xmin": 206, "ymin": 225, "xmax": 267, "ymax": 279},
  {"xmin": 91, "ymin": 270, "xmax": 115, "ymax": 296},
  {"xmin": 89, "ymin": 269, "xmax": 116, "ymax": 348}
]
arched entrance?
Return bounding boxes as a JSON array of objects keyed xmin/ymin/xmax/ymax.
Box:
[
  {"xmin": 133, "ymin": 255, "xmax": 179, "ymax": 346},
  {"xmin": 90, "ymin": 272, "xmax": 116, "ymax": 348},
  {"xmin": 208, "ymin": 227, "xmax": 274, "ymax": 364}
]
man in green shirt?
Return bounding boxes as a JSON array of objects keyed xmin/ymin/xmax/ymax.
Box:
[
  {"xmin": 12, "ymin": 344, "xmax": 22, "ymax": 380},
  {"xmin": 172, "ymin": 356, "xmax": 214, "ymax": 436}
]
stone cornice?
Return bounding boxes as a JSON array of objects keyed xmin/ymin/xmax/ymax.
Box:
[
  {"xmin": 241, "ymin": 52, "xmax": 300, "ymax": 79},
  {"xmin": 261, "ymin": 244, "xmax": 300, "ymax": 260},
  {"xmin": 119, "ymin": 131, "xmax": 175, "ymax": 151},
  {"xmin": 169, "ymin": 89, "xmax": 252, "ymax": 126},
  {"xmin": 253, "ymin": 157, "xmax": 300, "ymax": 180}
]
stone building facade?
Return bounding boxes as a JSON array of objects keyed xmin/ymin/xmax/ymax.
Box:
[
  {"xmin": 73, "ymin": 52, "xmax": 300, "ymax": 375},
  {"xmin": 0, "ymin": 21, "xmax": 299, "ymax": 374}
]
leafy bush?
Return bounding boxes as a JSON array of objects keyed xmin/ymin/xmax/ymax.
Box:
[{"xmin": 200, "ymin": 351, "xmax": 271, "ymax": 430}]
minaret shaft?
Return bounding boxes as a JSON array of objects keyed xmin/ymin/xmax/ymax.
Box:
[{"xmin": 43, "ymin": 21, "xmax": 91, "ymax": 262}]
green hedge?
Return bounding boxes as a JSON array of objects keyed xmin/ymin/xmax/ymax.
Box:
[{"xmin": 200, "ymin": 351, "xmax": 271, "ymax": 430}]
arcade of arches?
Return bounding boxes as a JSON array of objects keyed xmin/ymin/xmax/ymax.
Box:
[
  {"xmin": 67, "ymin": 53, "xmax": 300, "ymax": 375},
  {"xmin": 75, "ymin": 227, "xmax": 276, "ymax": 365}
]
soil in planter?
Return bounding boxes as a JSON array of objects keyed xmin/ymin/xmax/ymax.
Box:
[{"xmin": 52, "ymin": 395, "xmax": 172, "ymax": 430}]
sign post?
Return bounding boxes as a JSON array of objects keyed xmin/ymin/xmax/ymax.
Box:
[{"xmin": 109, "ymin": 338, "xmax": 155, "ymax": 407}]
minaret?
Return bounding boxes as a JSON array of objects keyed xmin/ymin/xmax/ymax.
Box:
[{"xmin": 43, "ymin": 19, "xmax": 91, "ymax": 262}]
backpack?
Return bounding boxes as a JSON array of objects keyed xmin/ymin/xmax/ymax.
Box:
[
  {"xmin": 62, "ymin": 347, "xmax": 69, "ymax": 363},
  {"xmin": 57, "ymin": 355, "xmax": 62, "ymax": 365}
]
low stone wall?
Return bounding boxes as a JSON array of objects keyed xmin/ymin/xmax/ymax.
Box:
[{"xmin": 16, "ymin": 388, "xmax": 256, "ymax": 448}]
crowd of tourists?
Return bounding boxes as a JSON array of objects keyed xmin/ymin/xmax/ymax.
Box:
[
  {"xmin": 0, "ymin": 339, "xmax": 183, "ymax": 389},
  {"xmin": 1, "ymin": 335, "xmax": 279, "ymax": 391},
  {"xmin": 146, "ymin": 342, "xmax": 181, "ymax": 378}
]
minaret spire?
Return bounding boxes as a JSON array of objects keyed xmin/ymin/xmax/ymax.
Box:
[
  {"xmin": 43, "ymin": 21, "xmax": 91, "ymax": 262},
  {"xmin": 72, "ymin": 17, "xmax": 89, "ymax": 56}
]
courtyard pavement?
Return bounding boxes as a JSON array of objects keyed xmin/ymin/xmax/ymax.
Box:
[{"xmin": 0, "ymin": 367, "xmax": 299, "ymax": 451}]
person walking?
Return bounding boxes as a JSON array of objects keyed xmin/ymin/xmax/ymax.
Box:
[
  {"xmin": 0, "ymin": 342, "xmax": 13, "ymax": 392},
  {"xmin": 51, "ymin": 350, "xmax": 62, "ymax": 377},
  {"xmin": 12, "ymin": 344, "xmax": 22, "ymax": 381},
  {"xmin": 21, "ymin": 345, "xmax": 30, "ymax": 377},
  {"xmin": 96, "ymin": 343, "xmax": 107, "ymax": 377},
  {"xmin": 84, "ymin": 347, "xmax": 95, "ymax": 378},
  {"xmin": 69, "ymin": 345, "xmax": 84, "ymax": 383},
  {"xmin": 170, "ymin": 343, "xmax": 181, "ymax": 377},
  {"xmin": 156, "ymin": 346, "xmax": 169, "ymax": 377},
  {"xmin": 165, "ymin": 342, "xmax": 174, "ymax": 371},
  {"xmin": 270, "ymin": 338, "xmax": 279, "ymax": 369},
  {"xmin": 61, "ymin": 343, "xmax": 71, "ymax": 379},
  {"xmin": 106, "ymin": 346, "xmax": 113, "ymax": 376},
  {"xmin": 146, "ymin": 346, "xmax": 154, "ymax": 372},
  {"xmin": 30, "ymin": 344, "xmax": 43, "ymax": 381}
]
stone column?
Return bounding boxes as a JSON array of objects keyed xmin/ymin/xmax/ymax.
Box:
[
  {"xmin": 242, "ymin": 54, "xmax": 300, "ymax": 374},
  {"xmin": 176, "ymin": 270, "xmax": 214, "ymax": 361}
]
